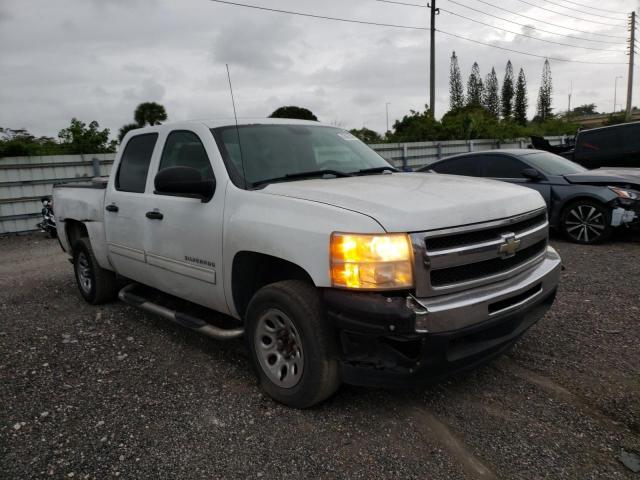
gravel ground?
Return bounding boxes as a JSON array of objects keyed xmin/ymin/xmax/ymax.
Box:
[{"xmin": 1, "ymin": 232, "xmax": 639, "ymax": 479}]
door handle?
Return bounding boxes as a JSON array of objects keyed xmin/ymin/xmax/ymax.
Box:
[
  {"xmin": 146, "ymin": 211, "xmax": 164, "ymax": 220},
  {"xmin": 105, "ymin": 204, "xmax": 119, "ymax": 212}
]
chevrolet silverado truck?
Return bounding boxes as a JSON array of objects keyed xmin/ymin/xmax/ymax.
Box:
[{"xmin": 53, "ymin": 119, "xmax": 561, "ymax": 408}]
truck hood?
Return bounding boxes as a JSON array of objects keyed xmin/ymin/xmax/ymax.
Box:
[
  {"xmin": 261, "ymin": 173, "xmax": 545, "ymax": 232},
  {"xmin": 564, "ymin": 168, "xmax": 640, "ymax": 187}
]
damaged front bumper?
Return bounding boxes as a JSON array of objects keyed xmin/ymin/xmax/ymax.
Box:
[{"xmin": 323, "ymin": 247, "xmax": 561, "ymax": 388}]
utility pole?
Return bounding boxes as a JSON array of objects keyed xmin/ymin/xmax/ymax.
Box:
[
  {"xmin": 614, "ymin": 75, "xmax": 623, "ymax": 113},
  {"xmin": 429, "ymin": 1, "xmax": 438, "ymax": 118},
  {"xmin": 567, "ymin": 81, "xmax": 572, "ymax": 114},
  {"xmin": 626, "ymin": 11, "xmax": 636, "ymax": 121},
  {"xmin": 385, "ymin": 102, "xmax": 391, "ymax": 133}
]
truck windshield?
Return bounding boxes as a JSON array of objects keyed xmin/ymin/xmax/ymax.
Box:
[
  {"xmin": 211, "ymin": 124, "xmax": 394, "ymax": 188},
  {"xmin": 523, "ymin": 151, "xmax": 587, "ymax": 175}
]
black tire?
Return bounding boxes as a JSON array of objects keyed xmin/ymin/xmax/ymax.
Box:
[
  {"xmin": 48, "ymin": 228, "xmax": 58, "ymax": 239},
  {"xmin": 560, "ymin": 199, "xmax": 612, "ymax": 244},
  {"xmin": 72, "ymin": 237, "xmax": 118, "ymax": 304},
  {"xmin": 245, "ymin": 280, "xmax": 340, "ymax": 409}
]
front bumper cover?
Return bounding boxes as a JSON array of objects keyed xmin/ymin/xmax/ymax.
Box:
[{"xmin": 323, "ymin": 246, "xmax": 561, "ymax": 388}]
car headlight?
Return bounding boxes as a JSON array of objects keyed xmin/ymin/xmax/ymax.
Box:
[
  {"xmin": 609, "ymin": 186, "xmax": 640, "ymax": 200},
  {"xmin": 330, "ymin": 233, "xmax": 414, "ymax": 290}
]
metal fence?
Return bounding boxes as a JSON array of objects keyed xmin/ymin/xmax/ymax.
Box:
[
  {"xmin": 0, "ymin": 136, "xmax": 566, "ymax": 234},
  {"xmin": 370, "ymin": 136, "xmax": 566, "ymax": 170},
  {"xmin": 0, "ymin": 154, "xmax": 115, "ymax": 234}
]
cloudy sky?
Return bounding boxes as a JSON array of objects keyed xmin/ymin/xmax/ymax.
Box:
[{"xmin": 0, "ymin": 0, "xmax": 638, "ymax": 139}]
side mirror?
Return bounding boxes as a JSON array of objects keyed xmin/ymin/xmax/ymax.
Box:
[
  {"xmin": 522, "ymin": 168, "xmax": 543, "ymax": 181},
  {"xmin": 154, "ymin": 166, "xmax": 215, "ymax": 202}
]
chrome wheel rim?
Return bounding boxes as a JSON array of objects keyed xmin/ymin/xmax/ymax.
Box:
[
  {"xmin": 76, "ymin": 252, "xmax": 92, "ymax": 294},
  {"xmin": 254, "ymin": 308, "xmax": 304, "ymax": 389},
  {"xmin": 565, "ymin": 205, "xmax": 605, "ymax": 243}
]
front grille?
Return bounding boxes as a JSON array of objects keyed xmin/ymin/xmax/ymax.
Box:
[
  {"xmin": 430, "ymin": 240, "xmax": 547, "ymax": 287},
  {"xmin": 425, "ymin": 212, "xmax": 547, "ymax": 251}
]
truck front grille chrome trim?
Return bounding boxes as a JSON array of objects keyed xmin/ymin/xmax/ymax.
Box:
[{"xmin": 411, "ymin": 208, "xmax": 548, "ymax": 298}]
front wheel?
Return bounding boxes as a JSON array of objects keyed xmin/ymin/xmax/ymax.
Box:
[
  {"xmin": 245, "ymin": 280, "xmax": 340, "ymax": 408},
  {"xmin": 560, "ymin": 199, "xmax": 612, "ymax": 244}
]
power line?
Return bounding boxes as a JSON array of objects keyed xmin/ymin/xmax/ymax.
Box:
[
  {"xmin": 446, "ymin": 0, "xmax": 624, "ymax": 44},
  {"xmin": 210, "ymin": 0, "xmax": 427, "ymax": 31},
  {"xmin": 437, "ymin": 29, "xmax": 628, "ymax": 64},
  {"xmin": 440, "ymin": 8, "xmax": 625, "ymax": 52},
  {"xmin": 538, "ymin": 0, "xmax": 627, "ymax": 20},
  {"xmin": 208, "ymin": 0, "xmax": 628, "ymax": 64},
  {"xmin": 373, "ymin": 0, "xmax": 625, "ymax": 50},
  {"xmin": 465, "ymin": 0, "xmax": 627, "ymax": 39},
  {"xmin": 508, "ymin": 0, "xmax": 624, "ymax": 27},
  {"xmin": 545, "ymin": 0, "xmax": 627, "ymax": 16}
]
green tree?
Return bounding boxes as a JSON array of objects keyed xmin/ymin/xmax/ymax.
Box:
[
  {"xmin": 501, "ymin": 60, "xmax": 515, "ymax": 119},
  {"xmin": 483, "ymin": 67, "xmax": 500, "ymax": 118},
  {"xmin": 58, "ymin": 118, "xmax": 116, "ymax": 154},
  {"xmin": 134, "ymin": 102, "xmax": 168, "ymax": 127},
  {"xmin": 449, "ymin": 51, "xmax": 465, "ymax": 111},
  {"xmin": 466, "ymin": 62, "xmax": 483, "ymax": 107},
  {"xmin": 0, "ymin": 128, "xmax": 63, "ymax": 157},
  {"xmin": 536, "ymin": 59, "xmax": 553, "ymax": 121},
  {"xmin": 387, "ymin": 106, "xmax": 440, "ymax": 142},
  {"xmin": 118, "ymin": 123, "xmax": 140, "ymax": 142},
  {"xmin": 349, "ymin": 127, "xmax": 382, "ymax": 144},
  {"xmin": 269, "ymin": 106, "xmax": 318, "ymax": 121},
  {"xmin": 514, "ymin": 68, "xmax": 528, "ymax": 126},
  {"xmin": 570, "ymin": 104, "xmax": 598, "ymax": 116}
]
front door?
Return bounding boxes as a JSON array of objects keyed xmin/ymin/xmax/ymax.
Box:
[{"xmin": 142, "ymin": 128, "xmax": 227, "ymax": 312}]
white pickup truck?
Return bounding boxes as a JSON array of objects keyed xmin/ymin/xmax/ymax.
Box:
[{"xmin": 53, "ymin": 119, "xmax": 561, "ymax": 408}]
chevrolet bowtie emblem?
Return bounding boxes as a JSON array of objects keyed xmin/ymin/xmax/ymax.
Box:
[{"xmin": 498, "ymin": 233, "xmax": 520, "ymax": 258}]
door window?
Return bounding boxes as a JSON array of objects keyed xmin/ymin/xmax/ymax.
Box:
[
  {"xmin": 431, "ymin": 156, "xmax": 480, "ymax": 176},
  {"xmin": 482, "ymin": 155, "xmax": 528, "ymax": 178},
  {"xmin": 116, "ymin": 133, "xmax": 158, "ymax": 193},
  {"xmin": 159, "ymin": 130, "xmax": 214, "ymax": 180}
]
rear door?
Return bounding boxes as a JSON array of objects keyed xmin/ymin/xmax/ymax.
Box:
[
  {"xmin": 104, "ymin": 133, "xmax": 159, "ymax": 283},
  {"xmin": 142, "ymin": 127, "xmax": 227, "ymax": 312}
]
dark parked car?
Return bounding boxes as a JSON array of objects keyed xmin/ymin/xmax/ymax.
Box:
[
  {"xmin": 419, "ymin": 149, "xmax": 640, "ymax": 244},
  {"xmin": 561, "ymin": 122, "xmax": 640, "ymax": 169}
]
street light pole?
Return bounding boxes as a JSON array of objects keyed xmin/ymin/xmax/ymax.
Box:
[{"xmin": 614, "ymin": 76, "xmax": 623, "ymax": 113}]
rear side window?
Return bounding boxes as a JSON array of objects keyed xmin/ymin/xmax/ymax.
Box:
[
  {"xmin": 158, "ymin": 131, "xmax": 214, "ymax": 180},
  {"xmin": 116, "ymin": 133, "xmax": 158, "ymax": 193},
  {"xmin": 482, "ymin": 155, "xmax": 528, "ymax": 178},
  {"xmin": 431, "ymin": 156, "xmax": 480, "ymax": 176},
  {"xmin": 576, "ymin": 127, "xmax": 622, "ymax": 157}
]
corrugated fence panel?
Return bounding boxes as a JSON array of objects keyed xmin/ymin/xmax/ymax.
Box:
[{"xmin": 0, "ymin": 153, "xmax": 115, "ymax": 234}]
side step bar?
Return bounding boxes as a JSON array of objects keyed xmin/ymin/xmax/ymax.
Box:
[{"xmin": 118, "ymin": 284, "xmax": 244, "ymax": 340}]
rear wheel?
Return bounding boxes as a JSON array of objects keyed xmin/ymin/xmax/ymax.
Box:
[
  {"xmin": 73, "ymin": 238, "xmax": 118, "ymax": 304},
  {"xmin": 245, "ymin": 280, "xmax": 340, "ymax": 408},
  {"xmin": 560, "ymin": 199, "xmax": 612, "ymax": 244}
]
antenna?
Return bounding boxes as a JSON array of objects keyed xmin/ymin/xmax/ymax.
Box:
[{"xmin": 226, "ymin": 64, "xmax": 247, "ymax": 187}]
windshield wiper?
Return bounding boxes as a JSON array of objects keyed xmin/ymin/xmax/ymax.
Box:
[
  {"xmin": 354, "ymin": 166, "xmax": 399, "ymax": 175},
  {"xmin": 251, "ymin": 169, "xmax": 353, "ymax": 188}
]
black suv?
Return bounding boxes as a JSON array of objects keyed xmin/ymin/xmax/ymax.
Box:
[{"xmin": 563, "ymin": 122, "xmax": 640, "ymax": 169}]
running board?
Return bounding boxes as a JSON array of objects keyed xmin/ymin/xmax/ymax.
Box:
[{"xmin": 118, "ymin": 284, "xmax": 244, "ymax": 340}]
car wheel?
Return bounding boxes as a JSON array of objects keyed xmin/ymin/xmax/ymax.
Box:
[
  {"xmin": 245, "ymin": 280, "xmax": 340, "ymax": 409},
  {"xmin": 73, "ymin": 237, "xmax": 118, "ymax": 304},
  {"xmin": 560, "ymin": 199, "xmax": 612, "ymax": 244}
]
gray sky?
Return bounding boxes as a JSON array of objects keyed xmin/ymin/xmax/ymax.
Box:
[{"xmin": 0, "ymin": 0, "xmax": 638, "ymax": 138}]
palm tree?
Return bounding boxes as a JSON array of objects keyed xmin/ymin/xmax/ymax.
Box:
[{"xmin": 134, "ymin": 102, "xmax": 168, "ymax": 127}]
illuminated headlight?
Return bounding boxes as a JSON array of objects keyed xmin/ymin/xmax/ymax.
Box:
[
  {"xmin": 330, "ymin": 233, "xmax": 414, "ymax": 290},
  {"xmin": 610, "ymin": 186, "xmax": 640, "ymax": 200}
]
